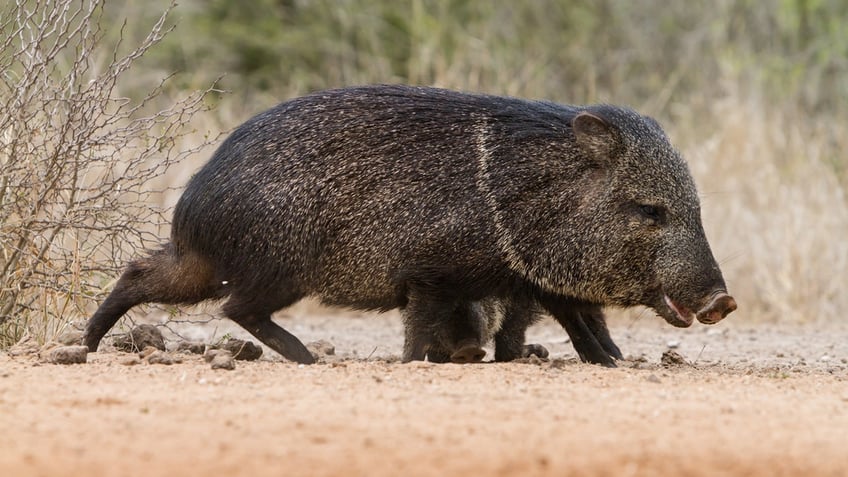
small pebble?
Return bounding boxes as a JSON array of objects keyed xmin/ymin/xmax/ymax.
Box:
[
  {"xmin": 306, "ymin": 340, "xmax": 336, "ymax": 357},
  {"xmin": 204, "ymin": 348, "xmax": 229, "ymax": 363},
  {"xmin": 56, "ymin": 330, "xmax": 84, "ymax": 346},
  {"xmin": 222, "ymin": 339, "xmax": 263, "ymax": 361},
  {"xmin": 210, "ymin": 351, "xmax": 236, "ymax": 370},
  {"xmin": 49, "ymin": 346, "xmax": 88, "ymax": 365},
  {"xmin": 176, "ymin": 341, "xmax": 207, "ymax": 354},
  {"xmin": 8, "ymin": 336, "xmax": 41, "ymax": 356},
  {"xmin": 113, "ymin": 324, "xmax": 165, "ymax": 352},
  {"xmin": 120, "ymin": 356, "xmax": 141, "ymax": 366},
  {"xmin": 666, "ymin": 340, "xmax": 680, "ymax": 349},
  {"xmin": 646, "ymin": 374, "xmax": 662, "ymax": 383},
  {"xmin": 147, "ymin": 351, "xmax": 180, "ymax": 365},
  {"xmin": 661, "ymin": 350, "xmax": 688, "ymax": 367}
]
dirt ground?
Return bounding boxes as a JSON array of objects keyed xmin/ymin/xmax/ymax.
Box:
[{"xmin": 2, "ymin": 310, "xmax": 847, "ymax": 477}]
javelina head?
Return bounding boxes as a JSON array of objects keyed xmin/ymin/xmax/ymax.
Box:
[
  {"xmin": 479, "ymin": 103, "xmax": 736, "ymax": 327},
  {"xmin": 569, "ymin": 106, "xmax": 736, "ymax": 326}
]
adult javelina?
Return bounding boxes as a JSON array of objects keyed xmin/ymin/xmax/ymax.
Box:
[{"xmin": 83, "ymin": 85, "xmax": 736, "ymax": 365}]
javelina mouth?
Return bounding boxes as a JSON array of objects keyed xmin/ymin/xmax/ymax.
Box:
[
  {"xmin": 696, "ymin": 292, "xmax": 737, "ymax": 324},
  {"xmin": 662, "ymin": 295, "xmax": 695, "ymax": 327}
]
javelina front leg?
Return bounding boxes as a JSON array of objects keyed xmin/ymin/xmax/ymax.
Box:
[
  {"xmin": 402, "ymin": 320, "xmax": 430, "ymax": 362},
  {"xmin": 582, "ymin": 306, "xmax": 622, "ymax": 360},
  {"xmin": 540, "ymin": 296, "xmax": 616, "ymax": 367}
]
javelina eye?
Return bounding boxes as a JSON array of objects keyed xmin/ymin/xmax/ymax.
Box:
[{"xmin": 637, "ymin": 204, "xmax": 664, "ymax": 224}]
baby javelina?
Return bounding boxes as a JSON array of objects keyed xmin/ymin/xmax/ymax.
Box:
[
  {"xmin": 84, "ymin": 85, "xmax": 736, "ymax": 366},
  {"xmin": 405, "ymin": 297, "xmax": 620, "ymax": 365}
]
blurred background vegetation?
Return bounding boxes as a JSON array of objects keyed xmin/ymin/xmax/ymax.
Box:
[
  {"xmin": 2, "ymin": 0, "xmax": 847, "ymax": 346},
  {"xmin": 120, "ymin": 0, "xmax": 848, "ymax": 120}
]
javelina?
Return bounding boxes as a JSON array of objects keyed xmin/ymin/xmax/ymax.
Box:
[
  {"xmin": 414, "ymin": 297, "xmax": 550, "ymax": 363},
  {"xmin": 414, "ymin": 297, "xmax": 619, "ymax": 365},
  {"xmin": 83, "ymin": 85, "xmax": 736, "ymax": 365}
]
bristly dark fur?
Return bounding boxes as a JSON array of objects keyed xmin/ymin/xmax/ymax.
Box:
[{"xmin": 83, "ymin": 84, "xmax": 734, "ymax": 365}]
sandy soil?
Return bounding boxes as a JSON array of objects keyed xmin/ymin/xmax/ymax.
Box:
[{"xmin": 2, "ymin": 312, "xmax": 847, "ymax": 477}]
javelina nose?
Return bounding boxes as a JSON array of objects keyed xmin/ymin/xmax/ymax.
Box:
[{"xmin": 696, "ymin": 292, "xmax": 737, "ymax": 325}]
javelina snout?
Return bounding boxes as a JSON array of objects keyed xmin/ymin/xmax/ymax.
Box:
[
  {"xmin": 696, "ymin": 291, "xmax": 737, "ymax": 324},
  {"xmin": 663, "ymin": 290, "xmax": 737, "ymax": 327}
]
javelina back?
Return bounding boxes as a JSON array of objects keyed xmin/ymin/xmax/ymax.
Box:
[{"xmin": 83, "ymin": 85, "xmax": 736, "ymax": 365}]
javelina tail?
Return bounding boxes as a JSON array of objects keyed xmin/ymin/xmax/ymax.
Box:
[{"xmin": 83, "ymin": 244, "xmax": 221, "ymax": 351}]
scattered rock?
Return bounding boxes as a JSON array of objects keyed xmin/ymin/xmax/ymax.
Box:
[
  {"xmin": 204, "ymin": 348, "xmax": 228, "ymax": 363},
  {"xmin": 306, "ymin": 340, "xmax": 335, "ymax": 358},
  {"xmin": 39, "ymin": 341, "xmax": 62, "ymax": 353},
  {"xmin": 646, "ymin": 374, "xmax": 662, "ymax": 383},
  {"xmin": 210, "ymin": 350, "xmax": 236, "ymax": 370},
  {"xmin": 56, "ymin": 330, "xmax": 84, "ymax": 346},
  {"xmin": 176, "ymin": 341, "xmax": 207, "ymax": 355},
  {"xmin": 8, "ymin": 336, "xmax": 41, "ymax": 356},
  {"xmin": 49, "ymin": 345, "xmax": 88, "ymax": 364},
  {"xmin": 549, "ymin": 358, "xmax": 569, "ymax": 369},
  {"xmin": 661, "ymin": 350, "xmax": 689, "ymax": 367},
  {"xmin": 120, "ymin": 356, "xmax": 141, "ymax": 366},
  {"xmin": 146, "ymin": 350, "xmax": 181, "ymax": 365},
  {"xmin": 666, "ymin": 340, "xmax": 680, "ymax": 349},
  {"xmin": 113, "ymin": 324, "xmax": 165, "ymax": 352},
  {"xmin": 222, "ymin": 339, "xmax": 263, "ymax": 361}
]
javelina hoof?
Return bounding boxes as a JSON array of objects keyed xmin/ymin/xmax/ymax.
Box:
[
  {"xmin": 696, "ymin": 292, "xmax": 737, "ymax": 324},
  {"xmin": 450, "ymin": 341, "xmax": 487, "ymax": 364},
  {"xmin": 522, "ymin": 343, "xmax": 549, "ymax": 359}
]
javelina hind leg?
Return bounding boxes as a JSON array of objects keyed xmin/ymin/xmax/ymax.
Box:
[
  {"xmin": 494, "ymin": 302, "xmax": 546, "ymax": 361},
  {"xmin": 223, "ymin": 295, "xmax": 315, "ymax": 364},
  {"xmin": 84, "ymin": 246, "xmax": 221, "ymax": 352}
]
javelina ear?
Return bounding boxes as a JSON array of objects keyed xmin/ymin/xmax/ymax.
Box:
[{"xmin": 572, "ymin": 111, "xmax": 619, "ymax": 161}]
